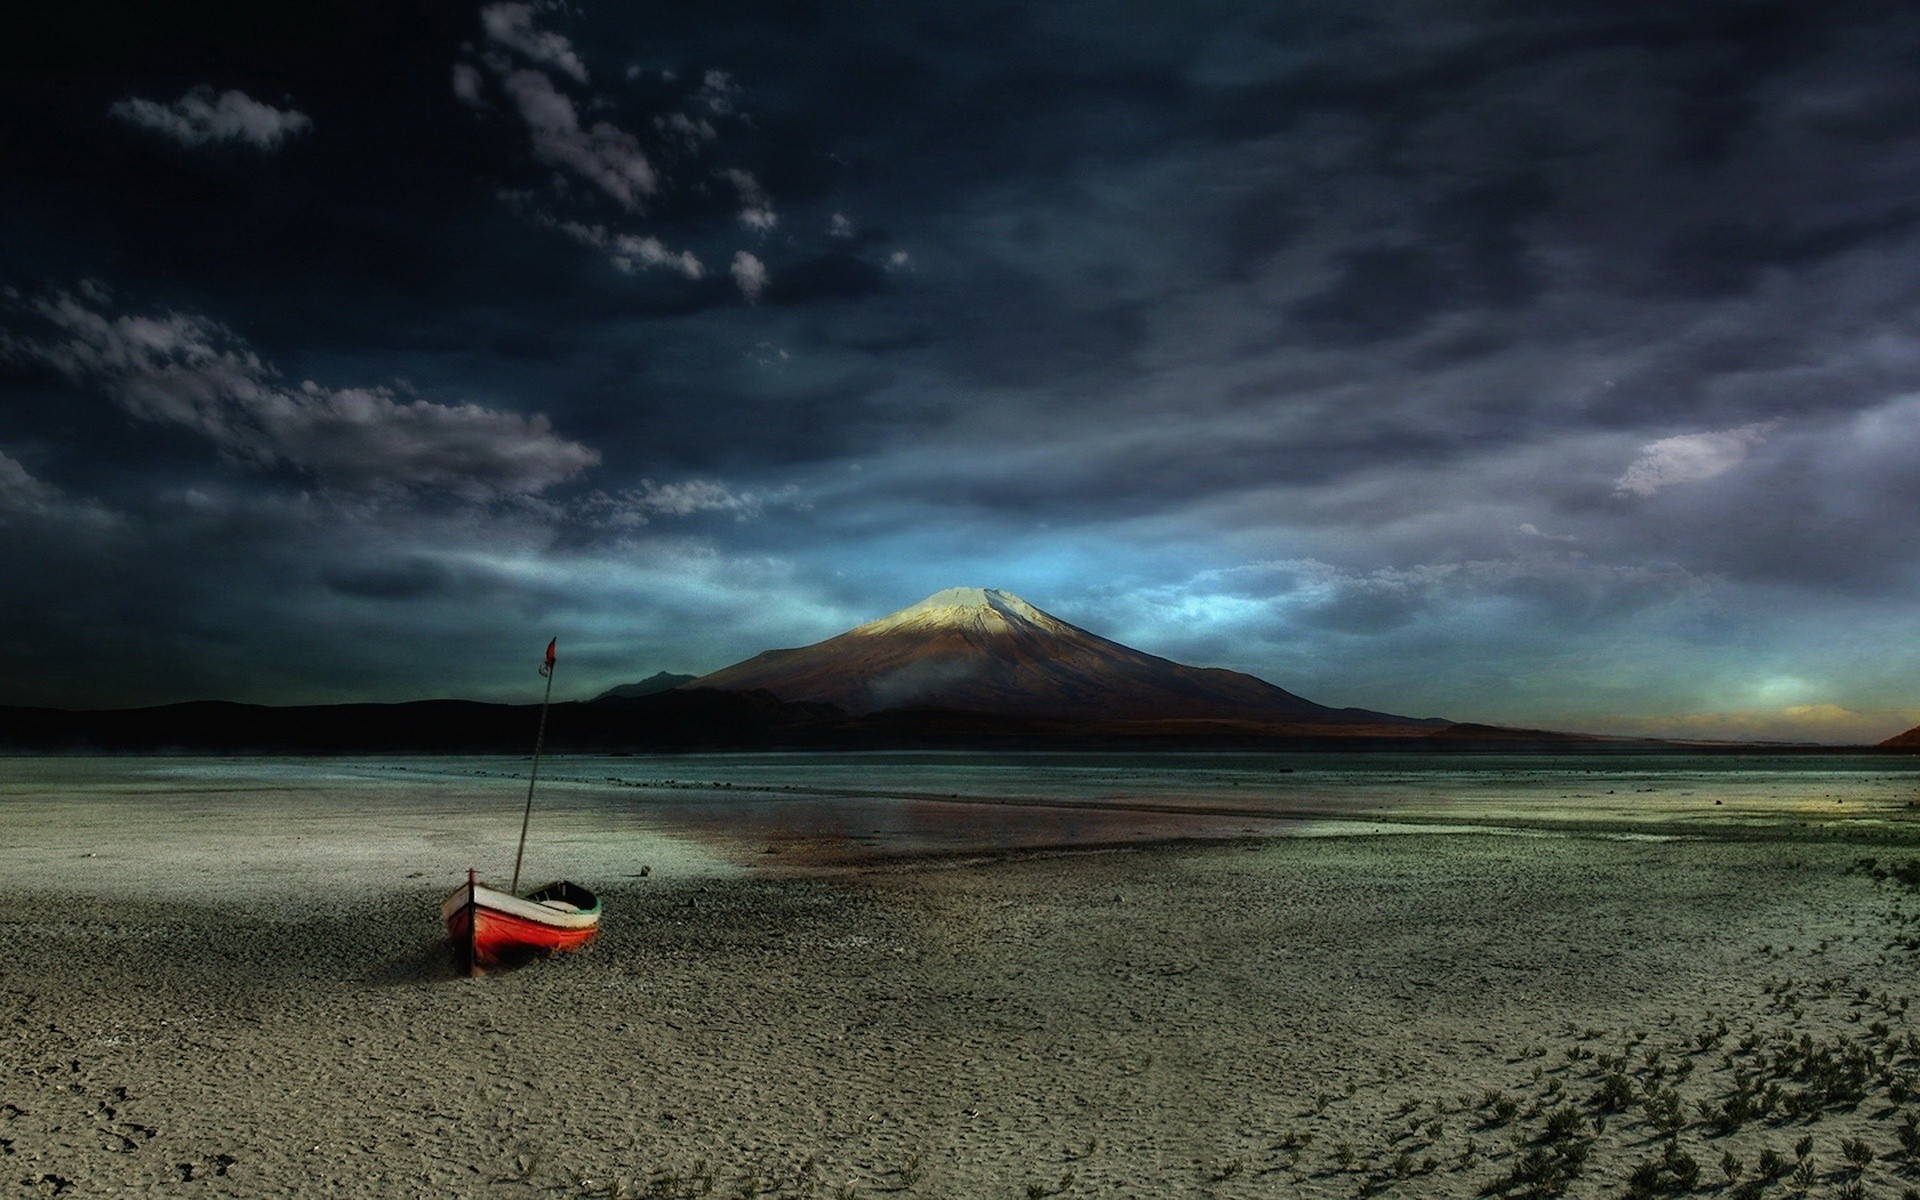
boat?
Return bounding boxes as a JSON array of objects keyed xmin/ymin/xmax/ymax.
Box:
[
  {"xmin": 443, "ymin": 636, "xmax": 602, "ymax": 976},
  {"xmin": 442, "ymin": 869, "xmax": 600, "ymax": 976}
]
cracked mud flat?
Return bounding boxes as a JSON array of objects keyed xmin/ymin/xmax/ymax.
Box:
[{"xmin": 6, "ymin": 755, "xmax": 1920, "ymax": 1198}]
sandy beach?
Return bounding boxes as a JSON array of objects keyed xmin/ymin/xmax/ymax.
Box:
[{"xmin": 7, "ymin": 754, "xmax": 1920, "ymax": 1198}]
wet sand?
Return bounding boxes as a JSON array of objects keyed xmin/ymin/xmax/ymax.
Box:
[{"xmin": 6, "ymin": 754, "xmax": 1920, "ymax": 1197}]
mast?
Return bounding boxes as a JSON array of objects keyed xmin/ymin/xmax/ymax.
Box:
[{"xmin": 510, "ymin": 638, "xmax": 557, "ymax": 894}]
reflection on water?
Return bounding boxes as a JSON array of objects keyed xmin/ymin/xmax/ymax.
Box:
[
  {"xmin": 6, "ymin": 751, "xmax": 1919, "ymax": 879},
  {"xmin": 428, "ymin": 748, "xmax": 1920, "ymax": 864}
]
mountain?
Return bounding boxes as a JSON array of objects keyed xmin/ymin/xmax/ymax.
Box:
[
  {"xmin": 1882, "ymin": 724, "xmax": 1920, "ymax": 747},
  {"xmin": 688, "ymin": 586, "xmax": 1443, "ymax": 726},
  {"xmin": 595, "ymin": 671, "xmax": 698, "ymax": 700}
]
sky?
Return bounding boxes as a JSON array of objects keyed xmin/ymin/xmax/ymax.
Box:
[{"xmin": 4, "ymin": 0, "xmax": 1920, "ymax": 742}]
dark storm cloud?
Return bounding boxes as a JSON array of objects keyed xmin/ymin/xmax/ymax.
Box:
[
  {"xmin": 1, "ymin": 289, "xmax": 600, "ymax": 499},
  {"xmin": 6, "ymin": 0, "xmax": 1920, "ymax": 738}
]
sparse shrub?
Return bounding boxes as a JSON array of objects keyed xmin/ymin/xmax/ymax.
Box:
[
  {"xmin": 1592, "ymin": 1073, "xmax": 1635, "ymax": 1113},
  {"xmin": 1841, "ymin": 1137, "xmax": 1874, "ymax": 1171},
  {"xmin": 1791, "ymin": 1157, "xmax": 1817, "ymax": 1189},
  {"xmin": 1625, "ymin": 1160, "xmax": 1663, "ymax": 1200},
  {"xmin": 1663, "ymin": 1144, "xmax": 1700, "ymax": 1191},
  {"xmin": 1757, "ymin": 1146, "xmax": 1788, "ymax": 1181},
  {"xmin": 1541, "ymin": 1107, "xmax": 1582, "ymax": 1143}
]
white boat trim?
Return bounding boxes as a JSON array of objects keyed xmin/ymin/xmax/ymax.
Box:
[{"xmin": 439, "ymin": 880, "xmax": 601, "ymax": 930}]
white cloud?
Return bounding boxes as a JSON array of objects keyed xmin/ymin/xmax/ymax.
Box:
[
  {"xmin": 720, "ymin": 168, "xmax": 777, "ymax": 231},
  {"xmin": 654, "ymin": 112, "xmax": 717, "ymax": 151},
  {"xmin": 697, "ymin": 70, "xmax": 739, "ymax": 114},
  {"xmin": 829, "ymin": 213, "xmax": 854, "ymax": 238},
  {"xmin": 452, "ymin": 62, "xmax": 486, "ymax": 107},
  {"xmin": 109, "ymin": 87, "xmax": 311, "ymax": 151},
  {"xmin": 501, "ymin": 68, "xmax": 657, "ymax": 210},
  {"xmin": 578, "ymin": 478, "xmax": 793, "ymax": 526},
  {"xmin": 0, "ymin": 448, "xmax": 116, "ymax": 531},
  {"xmin": 480, "ymin": 3, "xmax": 588, "ymax": 83},
  {"xmin": 2, "ymin": 290, "xmax": 599, "ymax": 499},
  {"xmin": 555, "ymin": 221, "xmax": 703, "ymax": 279},
  {"xmin": 1614, "ymin": 420, "xmax": 1782, "ymax": 497},
  {"xmin": 731, "ymin": 251, "xmax": 769, "ymax": 302},
  {"xmin": 1517, "ymin": 522, "xmax": 1577, "ymax": 543}
]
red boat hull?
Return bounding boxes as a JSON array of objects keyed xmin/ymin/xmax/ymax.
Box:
[{"xmin": 442, "ymin": 874, "xmax": 600, "ymax": 976}]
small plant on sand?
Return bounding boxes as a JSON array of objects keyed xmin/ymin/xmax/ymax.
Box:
[
  {"xmin": 1541, "ymin": 1107, "xmax": 1583, "ymax": 1143},
  {"xmin": 1592, "ymin": 1072, "xmax": 1636, "ymax": 1113},
  {"xmin": 1662, "ymin": 1142, "xmax": 1700, "ymax": 1191},
  {"xmin": 1841, "ymin": 1137, "xmax": 1874, "ymax": 1172},
  {"xmin": 1314, "ymin": 1090, "xmax": 1335, "ymax": 1116},
  {"xmin": 1796, "ymin": 1136, "xmax": 1815, "ymax": 1161},
  {"xmin": 1335, "ymin": 1141, "xmax": 1357, "ymax": 1171},
  {"xmin": 1643, "ymin": 1088, "xmax": 1687, "ymax": 1137},
  {"xmin": 1206, "ymin": 1157, "xmax": 1244, "ymax": 1183},
  {"xmin": 898, "ymin": 1150, "xmax": 925, "ymax": 1189},
  {"xmin": 1720, "ymin": 1150, "xmax": 1742, "ymax": 1186},
  {"xmin": 1492, "ymin": 1096, "xmax": 1519, "ymax": 1126},
  {"xmin": 1900, "ymin": 1113, "xmax": 1920, "ymax": 1159},
  {"xmin": 1624, "ymin": 1160, "xmax": 1663, "ymax": 1200},
  {"xmin": 1480, "ymin": 1141, "xmax": 1587, "ymax": 1199},
  {"xmin": 1456, "ymin": 1138, "xmax": 1480, "ymax": 1170},
  {"xmin": 1791, "ymin": 1157, "xmax": 1817, "ymax": 1190},
  {"xmin": 1757, "ymin": 1146, "xmax": 1788, "ymax": 1182}
]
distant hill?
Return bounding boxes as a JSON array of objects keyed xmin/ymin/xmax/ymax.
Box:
[
  {"xmin": 594, "ymin": 671, "xmax": 697, "ymax": 700},
  {"xmin": 690, "ymin": 586, "xmax": 1447, "ymax": 728},
  {"xmin": 5, "ymin": 587, "xmax": 1806, "ymax": 753},
  {"xmin": 1883, "ymin": 724, "xmax": 1920, "ymax": 747}
]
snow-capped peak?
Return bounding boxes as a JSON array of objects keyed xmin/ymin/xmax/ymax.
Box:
[{"xmin": 852, "ymin": 587, "xmax": 1063, "ymax": 636}]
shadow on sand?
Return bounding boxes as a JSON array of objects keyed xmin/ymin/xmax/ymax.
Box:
[{"xmin": 361, "ymin": 936, "xmax": 463, "ymax": 986}]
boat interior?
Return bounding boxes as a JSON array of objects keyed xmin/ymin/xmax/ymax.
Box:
[{"xmin": 525, "ymin": 879, "xmax": 600, "ymax": 913}]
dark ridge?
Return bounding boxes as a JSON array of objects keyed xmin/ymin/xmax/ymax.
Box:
[
  {"xmin": 0, "ymin": 692, "xmax": 1886, "ymax": 755},
  {"xmin": 594, "ymin": 671, "xmax": 699, "ymax": 701}
]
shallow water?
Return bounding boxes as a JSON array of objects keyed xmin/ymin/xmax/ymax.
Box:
[{"xmin": 5, "ymin": 750, "xmax": 1920, "ymax": 905}]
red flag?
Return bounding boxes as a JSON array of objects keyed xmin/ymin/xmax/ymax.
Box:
[{"xmin": 540, "ymin": 638, "xmax": 556, "ymax": 677}]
